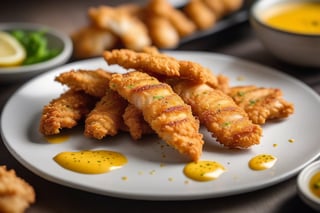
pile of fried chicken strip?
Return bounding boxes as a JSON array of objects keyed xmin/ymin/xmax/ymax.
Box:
[
  {"xmin": 72, "ymin": 0, "xmax": 245, "ymax": 59},
  {"xmin": 40, "ymin": 47, "xmax": 294, "ymax": 162}
]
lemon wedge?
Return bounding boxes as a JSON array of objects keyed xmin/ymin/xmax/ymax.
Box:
[{"xmin": 0, "ymin": 31, "xmax": 26, "ymax": 67}]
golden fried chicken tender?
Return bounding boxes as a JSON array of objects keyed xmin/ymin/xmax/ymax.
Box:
[
  {"xmin": 178, "ymin": 60, "xmax": 219, "ymax": 88},
  {"xmin": 70, "ymin": 0, "xmax": 245, "ymax": 59},
  {"xmin": 146, "ymin": 15, "xmax": 180, "ymax": 49},
  {"xmin": 104, "ymin": 49, "xmax": 181, "ymax": 76},
  {"xmin": 104, "ymin": 49, "xmax": 220, "ymax": 87},
  {"xmin": 89, "ymin": 5, "xmax": 151, "ymax": 51},
  {"xmin": 55, "ymin": 69, "xmax": 129, "ymax": 139},
  {"xmin": 216, "ymin": 73, "xmax": 230, "ymax": 93},
  {"xmin": 55, "ymin": 69, "xmax": 112, "ymax": 98},
  {"xmin": 142, "ymin": 47, "xmax": 221, "ymax": 88},
  {"xmin": 109, "ymin": 71, "xmax": 204, "ymax": 162},
  {"xmin": 39, "ymin": 89, "xmax": 97, "ymax": 135},
  {"xmin": 71, "ymin": 25, "xmax": 118, "ymax": 59},
  {"xmin": 146, "ymin": 0, "xmax": 196, "ymax": 37},
  {"xmin": 202, "ymin": 0, "xmax": 226, "ymax": 19},
  {"xmin": 123, "ymin": 104, "xmax": 154, "ymax": 140},
  {"xmin": 142, "ymin": 45, "xmax": 162, "ymax": 55},
  {"xmin": 84, "ymin": 89, "xmax": 128, "ymax": 139},
  {"xmin": 222, "ymin": 0, "xmax": 243, "ymax": 14},
  {"xmin": 116, "ymin": 3, "xmax": 143, "ymax": 17},
  {"xmin": 202, "ymin": 0, "xmax": 243, "ymax": 18},
  {"xmin": 228, "ymin": 85, "xmax": 295, "ymax": 124},
  {"xmin": 142, "ymin": 47, "xmax": 222, "ymax": 88},
  {"xmin": 0, "ymin": 166, "xmax": 35, "ymax": 213},
  {"xmin": 172, "ymin": 80, "xmax": 262, "ymax": 149},
  {"xmin": 183, "ymin": 0, "xmax": 217, "ymax": 30}
]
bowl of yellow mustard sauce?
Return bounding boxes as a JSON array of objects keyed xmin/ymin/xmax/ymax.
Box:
[
  {"xmin": 297, "ymin": 160, "xmax": 320, "ymax": 211},
  {"xmin": 250, "ymin": 0, "xmax": 320, "ymax": 68}
]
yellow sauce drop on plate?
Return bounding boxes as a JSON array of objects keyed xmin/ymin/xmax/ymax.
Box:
[
  {"xmin": 183, "ymin": 160, "xmax": 226, "ymax": 181},
  {"xmin": 45, "ymin": 134, "xmax": 69, "ymax": 144},
  {"xmin": 309, "ymin": 171, "xmax": 320, "ymax": 198},
  {"xmin": 53, "ymin": 150, "xmax": 127, "ymax": 174},
  {"xmin": 249, "ymin": 154, "xmax": 277, "ymax": 171},
  {"xmin": 263, "ymin": 2, "xmax": 320, "ymax": 35}
]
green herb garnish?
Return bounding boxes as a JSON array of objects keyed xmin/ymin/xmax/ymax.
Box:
[
  {"xmin": 153, "ymin": 95, "xmax": 164, "ymax": 100},
  {"xmin": 10, "ymin": 30, "xmax": 61, "ymax": 65},
  {"xmin": 237, "ymin": 91, "xmax": 245, "ymax": 96},
  {"xmin": 249, "ymin": 100, "xmax": 257, "ymax": 106},
  {"xmin": 222, "ymin": 121, "xmax": 231, "ymax": 127}
]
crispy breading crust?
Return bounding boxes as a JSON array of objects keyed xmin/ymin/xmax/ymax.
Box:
[
  {"xmin": 172, "ymin": 80, "xmax": 262, "ymax": 149},
  {"xmin": 55, "ymin": 69, "xmax": 112, "ymax": 98},
  {"xmin": 104, "ymin": 49, "xmax": 181, "ymax": 76},
  {"xmin": 39, "ymin": 89, "xmax": 97, "ymax": 135},
  {"xmin": 123, "ymin": 104, "xmax": 154, "ymax": 140},
  {"xmin": 202, "ymin": 0, "xmax": 226, "ymax": 19},
  {"xmin": 145, "ymin": 15, "xmax": 180, "ymax": 49},
  {"xmin": 71, "ymin": 25, "xmax": 118, "ymax": 59},
  {"xmin": 71, "ymin": 0, "xmax": 245, "ymax": 59},
  {"xmin": 228, "ymin": 85, "xmax": 295, "ymax": 124},
  {"xmin": 146, "ymin": 0, "xmax": 196, "ymax": 37},
  {"xmin": 222, "ymin": 0, "xmax": 244, "ymax": 14},
  {"xmin": 84, "ymin": 89, "xmax": 128, "ymax": 139},
  {"xmin": 183, "ymin": 0, "xmax": 217, "ymax": 30},
  {"xmin": 55, "ymin": 69, "xmax": 130, "ymax": 139},
  {"xmin": 0, "ymin": 166, "xmax": 35, "ymax": 213},
  {"xmin": 104, "ymin": 49, "xmax": 220, "ymax": 88},
  {"xmin": 109, "ymin": 71, "xmax": 204, "ymax": 161},
  {"xmin": 89, "ymin": 5, "xmax": 151, "ymax": 51},
  {"xmin": 178, "ymin": 60, "xmax": 218, "ymax": 88}
]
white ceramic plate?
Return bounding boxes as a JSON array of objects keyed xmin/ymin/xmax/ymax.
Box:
[{"xmin": 1, "ymin": 51, "xmax": 320, "ymax": 200}]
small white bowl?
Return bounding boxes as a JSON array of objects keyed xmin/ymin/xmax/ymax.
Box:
[
  {"xmin": 250, "ymin": 0, "xmax": 320, "ymax": 68},
  {"xmin": 0, "ymin": 22, "xmax": 73, "ymax": 83},
  {"xmin": 297, "ymin": 160, "xmax": 320, "ymax": 211}
]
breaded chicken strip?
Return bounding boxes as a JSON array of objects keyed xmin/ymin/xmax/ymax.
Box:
[
  {"xmin": 141, "ymin": 47, "xmax": 222, "ymax": 88},
  {"xmin": 89, "ymin": 5, "xmax": 151, "ymax": 51},
  {"xmin": 39, "ymin": 89, "xmax": 97, "ymax": 135},
  {"xmin": 84, "ymin": 89, "xmax": 128, "ymax": 140},
  {"xmin": 55, "ymin": 69, "xmax": 112, "ymax": 98},
  {"xmin": 145, "ymin": 15, "xmax": 180, "ymax": 49},
  {"xmin": 178, "ymin": 60, "xmax": 218, "ymax": 88},
  {"xmin": 202, "ymin": 0, "xmax": 243, "ymax": 19},
  {"xmin": 71, "ymin": 25, "xmax": 118, "ymax": 59},
  {"xmin": 0, "ymin": 166, "xmax": 35, "ymax": 213},
  {"xmin": 183, "ymin": 0, "xmax": 217, "ymax": 30},
  {"xmin": 123, "ymin": 103, "xmax": 154, "ymax": 140},
  {"xmin": 104, "ymin": 49, "xmax": 181, "ymax": 76},
  {"xmin": 228, "ymin": 85, "xmax": 294, "ymax": 124},
  {"xmin": 146, "ymin": 0, "xmax": 196, "ymax": 37},
  {"xmin": 202, "ymin": 0, "xmax": 226, "ymax": 19},
  {"xmin": 222, "ymin": 0, "xmax": 244, "ymax": 14},
  {"xmin": 55, "ymin": 69, "xmax": 129, "ymax": 139},
  {"xmin": 109, "ymin": 71, "xmax": 204, "ymax": 162},
  {"xmin": 172, "ymin": 80, "xmax": 262, "ymax": 149},
  {"xmin": 216, "ymin": 73, "xmax": 230, "ymax": 93},
  {"xmin": 103, "ymin": 49, "xmax": 219, "ymax": 87},
  {"xmin": 115, "ymin": 3, "xmax": 143, "ymax": 17}
]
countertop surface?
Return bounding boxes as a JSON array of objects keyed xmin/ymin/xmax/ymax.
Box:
[{"xmin": 1, "ymin": 0, "xmax": 320, "ymax": 212}]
